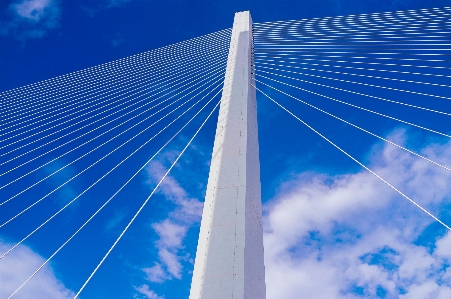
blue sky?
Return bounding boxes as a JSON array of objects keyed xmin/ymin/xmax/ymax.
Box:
[{"xmin": 2, "ymin": 0, "xmax": 451, "ymax": 298}]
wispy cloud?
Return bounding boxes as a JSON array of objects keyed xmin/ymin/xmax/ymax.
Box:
[
  {"xmin": 2, "ymin": 0, "xmax": 61, "ymax": 40},
  {"xmin": 139, "ymin": 151, "xmax": 204, "ymax": 285},
  {"xmin": 146, "ymin": 156, "xmax": 204, "ymax": 223},
  {"xmin": 152, "ymin": 219, "xmax": 187, "ymax": 279},
  {"xmin": 41, "ymin": 158, "xmax": 78, "ymax": 209},
  {"xmin": 141, "ymin": 219, "xmax": 187, "ymax": 283},
  {"xmin": 107, "ymin": 0, "xmax": 132, "ymax": 8},
  {"xmin": 105, "ymin": 209, "xmax": 127, "ymax": 233},
  {"xmin": 111, "ymin": 37, "xmax": 124, "ymax": 47},
  {"xmin": 134, "ymin": 284, "xmax": 164, "ymax": 299},
  {"xmin": 0, "ymin": 239, "xmax": 75, "ymax": 298},
  {"xmin": 143, "ymin": 262, "xmax": 169, "ymax": 284},
  {"xmin": 80, "ymin": 0, "xmax": 132, "ymax": 18},
  {"xmin": 263, "ymin": 128, "xmax": 451, "ymax": 298},
  {"xmin": 13, "ymin": 0, "xmax": 54, "ymax": 20}
]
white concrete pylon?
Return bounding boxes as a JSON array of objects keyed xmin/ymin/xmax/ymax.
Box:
[{"xmin": 189, "ymin": 11, "xmax": 266, "ymax": 299}]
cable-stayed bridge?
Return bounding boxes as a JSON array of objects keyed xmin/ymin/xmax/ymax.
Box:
[{"xmin": 2, "ymin": 6, "xmax": 451, "ymax": 298}]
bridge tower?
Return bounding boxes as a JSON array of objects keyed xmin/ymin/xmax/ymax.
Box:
[{"xmin": 189, "ymin": 11, "xmax": 266, "ymax": 299}]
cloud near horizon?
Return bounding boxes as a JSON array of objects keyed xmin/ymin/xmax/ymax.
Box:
[
  {"xmin": 263, "ymin": 128, "xmax": 451, "ymax": 299},
  {"xmin": 0, "ymin": 239, "xmax": 75, "ymax": 299}
]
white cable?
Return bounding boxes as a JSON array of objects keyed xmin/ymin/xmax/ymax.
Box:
[
  {"xmin": 0, "ymin": 31, "xmax": 230, "ymax": 139},
  {"xmin": 1, "ymin": 40, "xmax": 228, "ymax": 146},
  {"xmin": 256, "ymin": 78, "xmax": 451, "ymax": 173},
  {"xmin": 2, "ymin": 46, "xmax": 227, "ymax": 140},
  {"xmin": 256, "ymin": 52, "xmax": 451, "ymax": 70},
  {"xmin": 0, "ymin": 64, "xmax": 225, "ymax": 180},
  {"xmin": 255, "ymin": 54, "xmax": 451, "ymax": 78},
  {"xmin": 0, "ymin": 73, "xmax": 224, "ymax": 206},
  {"xmin": 73, "ymin": 96, "xmax": 221, "ymax": 299},
  {"xmin": 0, "ymin": 86, "xmax": 223, "ymax": 267},
  {"xmin": 5, "ymin": 89, "xmax": 222, "ymax": 299},
  {"xmin": 0, "ymin": 58, "xmax": 226, "ymax": 163},
  {"xmin": 254, "ymin": 84, "xmax": 451, "ymax": 232},
  {"xmin": 256, "ymin": 63, "xmax": 451, "ymax": 101},
  {"xmin": 256, "ymin": 73, "xmax": 451, "ymax": 139},
  {"xmin": 255, "ymin": 59, "xmax": 451, "ymax": 88},
  {"xmin": 253, "ymin": 8, "xmax": 451, "ymax": 42},
  {"xmin": 1, "ymin": 29, "xmax": 230, "ymax": 114},
  {"xmin": 255, "ymin": 51, "xmax": 451, "ymax": 63},
  {"xmin": 255, "ymin": 68, "xmax": 451, "ymax": 116},
  {"xmin": 1, "ymin": 33, "xmax": 229, "ymax": 134}
]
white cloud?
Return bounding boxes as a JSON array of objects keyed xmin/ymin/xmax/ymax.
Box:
[
  {"xmin": 158, "ymin": 247, "xmax": 183, "ymax": 279},
  {"xmin": 263, "ymin": 129, "xmax": 451, "ymax": 298},
  {"xmin": 0, "ymin": 239, "xmax": 75, "ymax": 299},
  {"xmin": 143, "ymin": 263, "xmax": 169, "ymax": 283},
  {"xmin": 153, "ymin": 220, "xmax": 187, "ymax": 249},
  {"xmin": 152, "ymin": 219, "xmax": 187, "ymax": 279},
  {"xmin": 13, "ymin": 0, "xmax": 53, "ymax": 21},
  {"xmin": 2, "ymin": 0, "xmax": 60, "ymax": 39},
  {"xmin": 147, "ymin": 160, "xmax": 204, "ymax": 223},
  {"xmin": 435, "ymin": 232, "xmax": 451, "ymax": 260},
  {"xmin": 134, "ymin": 284, "xmax": 164, "ymax": 299},
  {"xmin": 140, "ymin": 158, "xmax": 204, "ymax": 284}
]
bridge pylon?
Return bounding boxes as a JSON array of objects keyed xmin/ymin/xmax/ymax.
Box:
[{"xmin": 189, "ymin": 11, "xmax": 266, "ymax": 299}]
